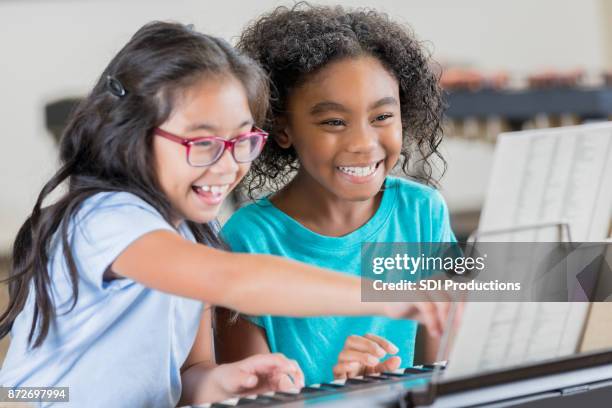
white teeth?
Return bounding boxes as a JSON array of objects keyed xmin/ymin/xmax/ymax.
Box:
[
  {"xmin": 210, "ymin": 185, "xmax": 228, "ymax": 194},
  {"xmin": 195, "ymin": 184, "xmax": 229, "ymax": 194},
  {"xmin": 337, "ymin": 164, "xmax": 377, "ymax": 177}
]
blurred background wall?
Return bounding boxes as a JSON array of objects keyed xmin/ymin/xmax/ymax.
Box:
[{"xmin": 1, "ymin": 0, "xmax": 611, "ymax": 254}]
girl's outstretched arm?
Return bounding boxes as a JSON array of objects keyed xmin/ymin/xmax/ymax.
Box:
[
  {"xmin": 112, "ymin": 230, "xmax": 382, "ymax": 317},
  {"xmin": 112, "ymin": 230, "xmax": 449, "ymax": 334}
]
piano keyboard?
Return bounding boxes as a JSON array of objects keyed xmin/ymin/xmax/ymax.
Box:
[{"xmin": 186, "ymin": 366, "xmax": 436, "ymax": 407}]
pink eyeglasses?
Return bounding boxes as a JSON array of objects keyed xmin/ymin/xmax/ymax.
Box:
[{"xmin": 154, "ymin": 126, "xmax": 268, "ymax": 167}]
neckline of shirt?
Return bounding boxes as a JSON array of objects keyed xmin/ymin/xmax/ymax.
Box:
[{"xmin": 260, "ymin": 177, "xmax": 399, "ymax": 250}]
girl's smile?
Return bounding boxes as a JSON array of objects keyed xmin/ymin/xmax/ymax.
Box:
[
  {"xmin": 336, "ymin": 159, "xmax": 384, "ymax": 184},
  {"xmin": 192, "ymin": 183, "xmax": 231, "ymax": 205}
]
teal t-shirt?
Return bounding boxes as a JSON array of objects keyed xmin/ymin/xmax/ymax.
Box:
[{"xmin": 221, "ymin": 176, "xmax": 456, "ymax": 384}]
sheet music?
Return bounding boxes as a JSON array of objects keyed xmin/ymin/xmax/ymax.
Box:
[
  {"xmin": 478, "ymin": 122, "xmax": 612, "ymax": 241},
  {"xmin": 445, "ymin": 302, "xmax": 589, "ymax": 378},
  {"xmin": 444, "ymin": 123, "xmax": 612, "ymax": 379}
]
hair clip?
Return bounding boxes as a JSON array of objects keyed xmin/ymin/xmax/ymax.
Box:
[{"xmin": 106, "ymin": 75, "xmax": 127, "ymax": 97}]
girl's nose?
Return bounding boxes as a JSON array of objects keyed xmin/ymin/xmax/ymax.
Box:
[
  {"xmin": 347, "ymin": 124, "xmax": 378, "ymax": 153},
  {"xmin": 209, "ymin": 149, "xmax": 239, "ymax": 175}
]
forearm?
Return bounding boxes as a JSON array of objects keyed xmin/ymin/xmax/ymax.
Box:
[
  {"xmin": 114, "ymin": 231, "xmax": 388, "ymax": 318},
  {"xmin": 216, "ymin": 252, "xmax": 384, "ymax": 317},
  {"xmin": 179, "ymin": 362, "xmax": 225, "ymax": 406}
]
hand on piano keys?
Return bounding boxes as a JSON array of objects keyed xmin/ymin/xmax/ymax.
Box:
[
  {"xmin": 384, "ymin": 293, "xmax": 454, "ymax": 337},
  {"xmin": 187, "ymin": 365, "xmax": 439, "ymax": 407},
  {"xmin": 203, "ymin": 353, "xmax": 304, "ymax": 403},
  {"xmin": 332, "ymin": 333, "xmax": 401, "ymax": 379}
]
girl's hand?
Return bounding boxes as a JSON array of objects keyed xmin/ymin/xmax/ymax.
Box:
[
  {"xmin": 383, "ymin": 294, "xmax": 455, "ymax": 338},
  {"xmin": 333, "ymin": 334, "xmax": 401, "ymax": 379},
  {"xmin": 212, "ymin": 354, "xmax": 304, "ymax": 398}
]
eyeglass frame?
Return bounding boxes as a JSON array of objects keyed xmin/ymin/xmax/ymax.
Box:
[{"xmin": 153, "ymin": 126, "xmax": 268, "ymax": 167}]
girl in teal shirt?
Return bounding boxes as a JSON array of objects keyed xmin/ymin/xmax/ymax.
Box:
[{"xmin": 219, "ymin": 4, "xmax": 456, "ymax": 385}]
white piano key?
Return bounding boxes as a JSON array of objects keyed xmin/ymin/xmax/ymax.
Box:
[
  {"xmin": 218, "ymin": 397, "xmax": 239, "ymax": 406},
  {"xmin": 331, "ymin": 378, "xmax": 347, "ymax": 385}
]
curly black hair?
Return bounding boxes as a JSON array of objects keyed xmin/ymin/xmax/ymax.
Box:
[{"xmin": 237, "ymin": 2, "xmax": 446, "ymax": 198}]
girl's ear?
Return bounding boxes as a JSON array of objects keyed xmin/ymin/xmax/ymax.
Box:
[{"xmin": 274, "ymin": 117, "xmax": 292, "ymax": 149}]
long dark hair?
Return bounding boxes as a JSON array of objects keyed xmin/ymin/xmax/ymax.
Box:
[
  {"xmin": 0, "ymin": 21, "xmax": 269, "ymax": 348},
  {"xmin": 237, "ymin": 2, "xmax": 446, "ymax": 197}
]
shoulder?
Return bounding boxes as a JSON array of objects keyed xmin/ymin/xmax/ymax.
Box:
[
  {"xmin": 222, "ymin": 199, "xmax": 276, "ymax": 231},
  {"xmin": 75, "ymin": 191, "xmax": 169, "ymax": 222},
  {"xmin": 60, "ymin": 192, "xmax": 176, "ymax": 289},
  {"xmin": 78, "ymin": 191, "xmax": 161, "ymax": 216},
  {"xmin": 387, "ymin": 176, "xmax": 455, "ymax": 241},
  {"xmin": 388, "ymin": 176, "xmax": 451, "ymax": 225},
  {"xmin": 387, "ymin": 176, "xmax": 446, "ymax": 209},
  {"xmin": 71, "ymin": 191, "xmax": 175, "ymax": 243}
]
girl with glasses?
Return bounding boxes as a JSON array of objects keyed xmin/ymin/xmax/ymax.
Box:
[
  {"xmin": 0, "ymin": 22, "xmax": 445, "ymax": 407},
  {"xmin": 219, "ymin": 4, "xmax": 457, "ymax": 386}
]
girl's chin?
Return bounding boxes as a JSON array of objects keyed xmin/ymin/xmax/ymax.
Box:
[
  {"xmin": 185, "ymin": 201, "xmax": 223, "ymax": 224},
  {"xmin": 169, "ymin": 199, "xmax": 221, "ymax": 226},
  {"xmin": 185, "ymin": 210, "xmax": 218, "ymax": 225},
  {"xmin": 334, "ymin": 173, "xmax": 386, "ymax": 195},
  {"xmin": 338, "ymin": 185, "xmax": 387, "ymax": 203}
]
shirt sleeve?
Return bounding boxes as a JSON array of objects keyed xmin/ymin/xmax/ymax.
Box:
[{"xmin": 68, "ymin": 192, "xmax": 177, "ymax": 291}]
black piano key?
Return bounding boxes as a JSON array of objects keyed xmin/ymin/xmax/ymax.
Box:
[
  {"xmin": 300, "ymin": 386, "xmax": 329, "ymax": 393},
  {"xmin": 345, "ymin": 378, "xmax": 378, "ymax": 385},
  {"xmin": 381, "ymin": 371, "xmax": 409, "ymax": 378},
  {"xmin": 253, "ymin": 395, "xmax": 279, "ymax": 403},
  {"xmin": 320, "ymin": 382, "xmax": 347, "ymax": 388},
  {"xmin": 363, "ymin": 374, "xmax": 395, "ymax": 381},
  {"xmin": 246, "ymin": 387, "xmax": 335, "ymax": 405},
  {"xmin": 403, "ymin": 367, "xmax": 430, "ymax": 374},
  {"xmin": 254, "ymin": 392, "xmax": 299, "ymax": 403},
  {"xmin": 419, "ymin": 363, "xmax": 445, "ymax": 370},
  {"xmin": 417, "ymin": 365, "xmax": 436, "ymax": 370},
  {"xmin": 236, "ymin": 397, "xmax": 266, "ymax": 405},
  {"xmin": 320, "ymin": 379, "xmax": 367, "ymax": 389},
  {"xmin": 274, "ymin": 391, "xmax": 302, "ymax": 399},
  {"xmin": 381, "ymin": 367, "xmax": 428, "ymax": 378}
]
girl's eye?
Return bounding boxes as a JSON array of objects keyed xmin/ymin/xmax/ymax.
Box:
[
  {"xmin": 373, "ymin": 113, "xmax": 393, "ymax": 123},
  {"xmin": 320, "ymin": 119, "xmax": 346, "ymax": 127}
]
